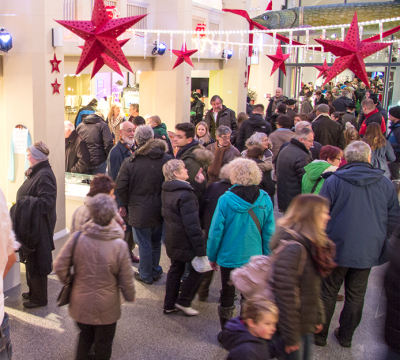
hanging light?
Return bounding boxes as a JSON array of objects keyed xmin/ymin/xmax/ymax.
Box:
[
  {"xmin": 0, "ymin": 28, "xmax": 12, "ymax": 53},
  {"xmin": 222, "ymin": 50, "xmax": 233, "ymax": 60},
  {"xmin": 151, "ymin": 41, "xmax": 167, "ymax": 56}
]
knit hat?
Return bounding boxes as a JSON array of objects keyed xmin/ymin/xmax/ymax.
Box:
[{"xmin": 389, "ymin": 106, "xmax": 400, "ymax": 120}]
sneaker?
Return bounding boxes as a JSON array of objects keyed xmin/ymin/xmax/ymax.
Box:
[
  {"xmin": 163, "ymin": 308, "xmax": 178, "ymax": 315},
  {"xmin": 134, "ymin": 272, "xmax": 153, "ymax": 285},
  {"xmin": 175, "ymin": 303, "xmax": 199, "ymax": 316},
  {"xmin": 334, "ymin": 327, "xmax": 351, "ymax": 348}
]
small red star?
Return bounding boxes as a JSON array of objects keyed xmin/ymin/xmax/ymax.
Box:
[
  {"xmin": 55, "ymin": 0, "xmax": 146, "ymax": 75},
  {"xmin": 244, "ymin": 81, "xmax": 248, "ymax": 88},
  {"xmin": 170, "ymin": 43, "xmax": 198, "ymax": 69},
  {"xmin": 315, "ymin": 59, "xmax": 331, "ymax": 79},
  {"xmin": 51, "ymin": 79, "xmax": 61, "ymax": 94},
  {"xmin": 266, "ymin": 42, "xmax": 290, "ymax": 76},
  {"xmin": 50, "ymin": 53, "xmax": 62, "ymax": 73},
  {"xmin": 315, "ymin": 12, "xmax": 392, "ymax": 88}
]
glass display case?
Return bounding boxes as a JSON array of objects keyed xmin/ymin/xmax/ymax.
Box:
[{"xmin": 65, "ymin": 172, "xmax": 93, "ymax": 201}]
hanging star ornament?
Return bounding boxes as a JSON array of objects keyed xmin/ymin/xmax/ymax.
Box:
[
  {"xmin": 50, "ymin": 53, "xmax": 62, "ymax": 73},
  {"xmin": 315, "ymin": 59, "xmax": 331, "ymax": 79},
  {"xmin": 51, "ymin": 79, "xmax": 61, "ymax": 94},
  {"xmin": 54, "ymin": 0, "xmax": 147, "ymax": 76},
  {"xmin": 78, "ymin": 39, "xmax": 130, "ymax": 79},
  {"xmin": 314, "ymin": 12, "xmax": 392, "ymax": 88},
  {"xmin": 170, "ymin": 43, "xmax": 198, "ymax": 69},
  {"xmin": 266, "ymin": 42, "xmax": 290, "ymax": 76}
]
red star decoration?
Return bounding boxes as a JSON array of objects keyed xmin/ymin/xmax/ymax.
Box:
[
  {"xmin": 55, "ymin": 0, "xmax": 147, "ymax": 76},
  {"xmin": 265, "ymin": 1, "xmax": 273, "ymax": 11},
  {"xmin": 51, "ymin": 79, "xmax": 61, "ymax": 94},
  {"xmin": 315, "ymin": 59, "xmax": 331, "ymax": 79},
  {"xmin": 314, "ymin": 12, "xmax": 392, "ymax": 88},
  {"xmin": 78, "ymin": 39, "xmax": 130, "ymax": 79},
  {"xmin": 266, "ymin": 42, "xmax": 290, "ymax": 76},
  {"xmin": 50, "ymin": 53, "xmax": 62, "ymax": 73},
  {"xmin": 170, "ymin": 43, "xmax": 198, "ymax": 69}
]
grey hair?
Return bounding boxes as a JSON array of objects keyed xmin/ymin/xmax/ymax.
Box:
[
  {"xmin": 219, "ymin": 163, "xmax": 231, "ymax": 180},
  {"xmin": 134, "ymin": 124, "xmax": 154, "ymax": 146},
  {"xmin": 344, "ymin": 141, "xmax": 371, "ymax": 163},
  {"xmin": 64, "ymin": 121, "xmax": 75, "ymax": 131},
  {"xmin": 293, "ymin": 127, "xmax": 313, "ymax": 141},
  {"xmin": 216, "ymin": 125, "xmax": 232, "ymax": 137},
  {"xmin": 295, "ymin": 121, "xmax": 312, "ymax": 133},
  {"xmin": 87, "ymin": 193, "xmax": 117, "ymax": 226},
  {"xmin": 245, "ymin": 132, "xmax": 268, "ymax": 148},
  {"xmin": 316, "ymin": 104, "xmax": 329, "ymax": 114},
  {"xmin": 341, "ymin": 89, "xmax": 350, "ymax": 97},
  {"xmin": 163, "ymin": 159, "xmax": 185, "ymax": 181}
]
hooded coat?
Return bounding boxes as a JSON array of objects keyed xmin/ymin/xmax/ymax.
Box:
[
  {"xmin": 254, "ymin": 159, "xmax": 275, "ymax": 201},
  {"xmin": 116, "ymin": 139, "xmax": 172, "ymax": 229},
  {"xmin": 76, "ymin": 113, "xmax": 114, "ymax": 167},
  {"xmin": 221, "ymin": 317, "xmax": 285, "ymax": 360},
  {"xmin": 236, "ymin": 114, "xmax": 272, "ymax": 152},
  {"xmin": 74, "ymin": 99, "xmax": 98, "ymax": 128},
  {"xmin": 319, "ymin": 162, "xmax": 400, "ymax": 268},
  {"xmin": 161, "ymin": 180, "xmax": 206, "ymax": 262},
  {"xmin": 302, "ymin": 160, "xmax": 338, "ymax": 194},
  {"xmin": 54, "ymin": 220, "xmax": 135, "ymax": 326},
  {"xmin": 207, "ymin": 185, "xmax": 275, "ymax": 268}
]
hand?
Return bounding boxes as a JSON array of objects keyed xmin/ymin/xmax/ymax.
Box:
[
  {"xmin": 209, "ymin": 262, "xmax": 218, "ymax": 271},
  {"xmin": 195, "ymin": 168, "xmax": 205, "ymax": 183},
  {"xmin": 119, "ymin": 206, "xmax": 127, "ymax": 218},
  {"xmin": 315, "ymin": 324, "xmax": 323, "ymax": 334},
  {"xmin": 285, "ymin": 344, "xmax": 300, "ymax": 354}
]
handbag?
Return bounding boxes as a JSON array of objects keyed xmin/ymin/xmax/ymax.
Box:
[{"xmin": 57, "ymin": 231, "xmax": 82, "ymax": 307}]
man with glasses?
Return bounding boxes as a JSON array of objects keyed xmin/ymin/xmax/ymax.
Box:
[
  {"xmin": 206, "ymin": 126, "xmax": 240, "ymax": 185},
  {"xmin": 107, "ymin": 120, "xmax": 140, "ymax": 263},
  {"xmin": 204, "ymin": 95, "xmax": 238, "ymax": 143}
]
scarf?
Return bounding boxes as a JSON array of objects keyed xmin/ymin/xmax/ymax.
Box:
[
  {"xmin": 310, "ymin": 238, "xmax": 337, "ymax": 278},
  {"xmin": 109, "ymin": 114, "xmax": 124, "ymax": 134},
  {"xmin": 208, "ymin": 142, "xmax": 231, "ymax": 176},
  {"xmin": 120, "ymin": 139, "xmax": 133, "ymax": 153},
  {"xmin": 176, "ymin": 140, "xmax": 199, "ymax": 159}
]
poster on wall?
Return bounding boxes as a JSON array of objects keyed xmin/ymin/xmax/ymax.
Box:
[{"xmin": 13, "ymin": 127, "xmax": 29, "ymax": 154}]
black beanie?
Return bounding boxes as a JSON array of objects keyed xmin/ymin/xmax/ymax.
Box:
[{"xmin": 389, "ymin": 106, "xmax": 400, "ymax": 120}]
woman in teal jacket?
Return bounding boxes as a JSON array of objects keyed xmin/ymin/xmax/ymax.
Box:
[{"xmin": 207, "ymin": 158, "xmax": 275, "ymax": 335}]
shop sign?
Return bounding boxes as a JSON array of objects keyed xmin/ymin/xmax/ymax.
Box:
[
  {"xmin": 123, "ymin": 88, "xmax": 140, "ymax": 96},
  {"xmin": 195, "ymin": 23, "xmax": 206, "ymax": 38}
]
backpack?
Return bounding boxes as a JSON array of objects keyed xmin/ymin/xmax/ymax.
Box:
[{"xmin": 230, "ymin": 239, "xmax": 307, "ymax": 302}]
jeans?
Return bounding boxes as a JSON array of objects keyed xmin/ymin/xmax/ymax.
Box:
[
  {"xmin": 316, "ymin": 266, "xmax": 371, "ymax": 343},
  {"xmin": 220, "ymin": 267, "xmax": 236, "ymax": 308},
  {"xmin": 164, "ymin": 261, "xmax": 204, "ymax": 310},
  {"xmin": 133, "ymin": 225, "xmax": 163, "ymax": 283},
  {"xmin": 76, "ymin": 322, "xmax": 116, "ymax": 360},
  {"xmin": 279, "ymin": 334, "xmax": 313, "ymax": 360},
  {"xmin": 386, "ymin": 349, "xmax": 400, "ymax": 360},
  {"xmin": 86, "ymin": 161, "xmax": 107, "ymax": 175},
  {"xmin": 0, "ymin": 313, "xmax": 12, "ymax": 360}
]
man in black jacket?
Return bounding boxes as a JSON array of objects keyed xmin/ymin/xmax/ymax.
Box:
[
  {"xmin": 332, "ymin": 89, "xmax": 353, "ymax": 112},
  {"xmin": 76, "ymin": 112, "xmax": 113, "ymax": 174},
  {"xmin": 284, "ymin": 99, "xmax": 297, "ymax": 122},
  {"xmin": 236, "ymin": 104, "xmax": 272, "ymax": 152},
  {"xmin": 64, "ymin": 121, "xmax": 90, "ymax": 173},
  {"xmin": 204, "ymin": 95, "xmax": 238, "ymax": 142},
  {"xmin": 266, "ymin": 88, "xmax": 288, "ymax": 120},
  {"xmin": 116, "ymin": 125, "xmax": 171, "ymax": 284},
  {"xmin": 312, "ymin": 104, "xmax": 345, "ymax": 150},
  {"xmin": 314, "ymin": 91, "xmax": 329, "ymax": 107},
  {"xmin": 276, "ymin": 128, "xmax": 313, "ymax": 212}
]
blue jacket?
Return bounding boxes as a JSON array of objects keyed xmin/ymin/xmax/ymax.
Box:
[
  {"xmin": 388, "ymin": 122, "xmax": 400, "ymax": 162},
  {"xmin": 319, "ymin": 162, "xmax": 400, "ymax": 268},
  {"xmin": 207, "ymin": 186, "xmax": 275, "ymax": 268}
]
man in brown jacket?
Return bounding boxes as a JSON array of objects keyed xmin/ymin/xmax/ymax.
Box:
[{"xmin": 206, "ymin": 126, "xmax": 240, "ymax": 185}]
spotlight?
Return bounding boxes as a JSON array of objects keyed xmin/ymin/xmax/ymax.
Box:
[
  {"xmin": 0, "ymin": 28, "xmax": 12, "ymax": 53},
  {"xmin": 222, "ymin": 50, "xmax": 233, "ymax": 60},
  {"xmin": 152, "ymin": 42, "xmax": 167, "ymax": 56}
]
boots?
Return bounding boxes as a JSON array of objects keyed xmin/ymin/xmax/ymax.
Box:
[{"xmin": 218, "ymin": 305, "xmax": 236, "ymax": 330}]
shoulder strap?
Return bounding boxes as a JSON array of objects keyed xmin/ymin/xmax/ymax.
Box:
[
  {"xmin": 70, "ymin": 231, "xmax": 82, "ymax": 266},
  {"xmin": 311, "ymin": 177, "xmax": 323, "ymax": 194},
  {"xmin": 248, "ymin": 209, "xmax": 262, "ymax": 236}
]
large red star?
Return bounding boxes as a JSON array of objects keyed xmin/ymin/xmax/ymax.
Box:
[
  {"xmin": 51, "ymin": 79, "xmax": 61, "ymax": 94},
  {"xmin": 266, "ymin": 42, "xmax": 290, "ymax": 76},
  {"xmin": 79, "ymin": 39, "xmax": 130, "ymax": 79},
  {"xmin": 170, "ymin": 44, "xmax": 198, "ymax": 69},
  {"xmin": 315, "ymin": 12, "xmax": 391, "ymax": 88},
  {"xmin": 315, "ymin": 59, "xmax": 331, "ymax": 80},
  {"xmin": 55, "ymin": 0, "xmax": 146, "ymax": 76},
  {"xmin": 50, "ymin": 53, "xmax": 62, "ymax": 73}
]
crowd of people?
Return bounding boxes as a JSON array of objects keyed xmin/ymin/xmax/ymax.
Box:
[{"xmin": 0, "ymin": 82, "xmax": 400, "ymax": 360}]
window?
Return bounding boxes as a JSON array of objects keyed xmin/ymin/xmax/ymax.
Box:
[{"xmin": 127, "ymin": 5, "xmax": 147, "ymax": 30}]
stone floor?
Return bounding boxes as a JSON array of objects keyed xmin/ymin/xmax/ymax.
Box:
[{"xmin": 4, "ymin": 247, "xmax": 389, "ymax": 360}]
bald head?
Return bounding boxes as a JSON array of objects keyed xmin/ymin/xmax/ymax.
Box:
[
  {"xmin": 275, "ymin": 88, "xmax": 283, "ymax": 98},
  {"xmin": 120, "ymin": 121, "xmax": 135, "ymax": 145}
]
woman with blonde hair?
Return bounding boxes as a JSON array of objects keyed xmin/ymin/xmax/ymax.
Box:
[
  {"xmin": 106, "ymin": 103, "xmax": 124, "ymax": 143},
  {"xmin": 271, "ymin": 194, "xmax": 336, "ymax": 360},
  {"xmin": 195, "ymin": 121, "xmax": 214, "ymax": 147},
  {"xmin": 363, "ymin": 122, "xmax": 395, "ymax": 178},
  {"xmin": 344, "ymin": 126, "xmax": 360, "ymax": 148},
  {"xmin": 207, "ymin": 158, "xmax": 275, "ymax": 337}
]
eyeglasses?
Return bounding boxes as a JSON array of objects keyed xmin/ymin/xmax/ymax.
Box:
[
  {"xmin": 121, "ymin": 129, "xmax": 135, "ymax": 133},
  {"xmin": 218, "ymin": 135, "xmax": 231, "ymax": 140}
]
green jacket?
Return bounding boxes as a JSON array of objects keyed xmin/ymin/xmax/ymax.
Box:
[
  {"xmin": 301, "ymin": 160, "xmax": 337, "ymax": 195},
  {"xmin": 153, "ymin": 123, "xmax": 169, "ymax": 140}
]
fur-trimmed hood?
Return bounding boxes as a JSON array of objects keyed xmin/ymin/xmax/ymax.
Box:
[
  {"xmin": 130, "ymin": 138, "xmax": 167, "ymax": 161},
  {"xmin": 192, "ymin": 147, "xmax": 214, "ymax": 167},
  {"xmin": 257, "ymin": 160, "xmax": 273, "ymax": 172}
]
